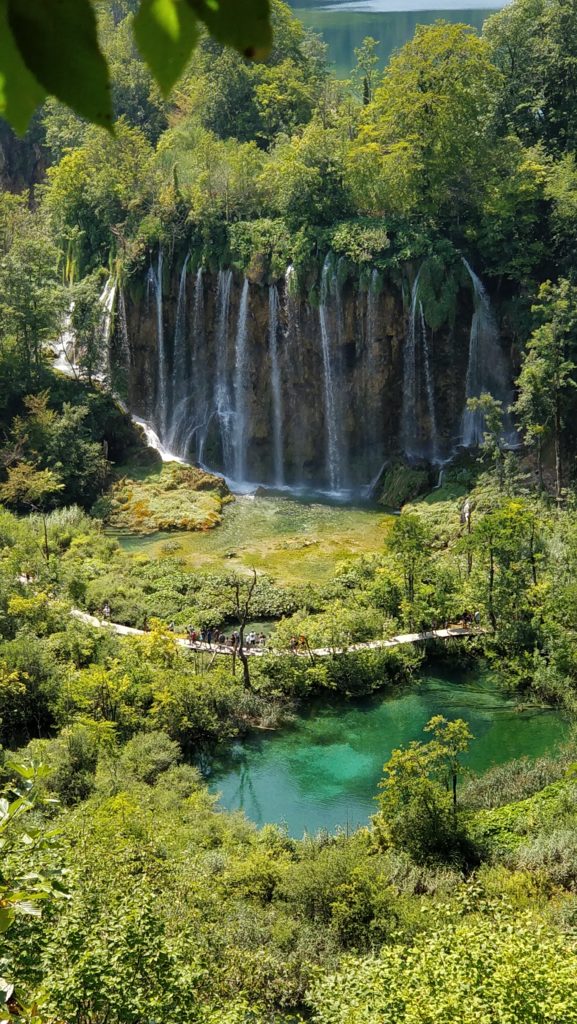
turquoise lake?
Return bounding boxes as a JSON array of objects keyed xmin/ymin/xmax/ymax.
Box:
[
  {"xmin": 210, "ymin": 669, "xmax": 568, "ymax": 837},
  {"xmin": 290, "ymin": 0, "xmax": 508, "ymax": 77}
]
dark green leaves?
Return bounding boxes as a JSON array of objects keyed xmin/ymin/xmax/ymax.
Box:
[
  {"xmin": 7, "ymin": 0, "xmax": 113, "ymax": 128},
  {"xmin": 0, "ymin": 0, "xmax": 272, "ymax": 135},
  {"xmin": 188, "ymin": 0, "xmax": 272, "ymax": 59},
  {"xmin": 0, "ymin": 0, "xmax": 45, "ymax": 135},
  {"xmin": 134, "ymin": 0, "xmax": 199, "ymax": 96}
]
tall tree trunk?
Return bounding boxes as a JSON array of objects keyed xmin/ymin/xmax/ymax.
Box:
[
  {"xmin": 238, "ymin": 626, "xmax": 250, "ymax": 690},
  {"xmin": 488, "ymin": 546, "xmax": 496, "ymax": 630},
  {"xmin": 529, "ymin": 522, "xmax": 538, "ymax": 587},
  {"xmin": 537, "ymin": 434, "xmax": 544, "ymax": 493},
  {"xmin": 555, "ymin": 395, "xmax": 562, "ymax": 504}
]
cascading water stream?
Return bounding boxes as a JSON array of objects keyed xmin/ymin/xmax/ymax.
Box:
[
  {"xmin": 215, "ymin": 269, "xmax": 234, "ymax": 472},
  {"xmin": 319, "ymin": 255, "xmax": 342, "ymax": 491},
  {"xmin": 233, "ymin": 279, "xmax": 251, "ymax": 483},
  {"xmin": 190, "ymin": 268, "xmax": 210, "ymax": 463},
  {"xmin": 401, "ymin": 269, "xmax": 421, "ymax": 457},
  {"xmin": 461, "ymin": 258, "xmax": 511, "ymax": 447},
  {"xmin": 118, "ymin": 289, "xmax": 130, "ymax": 367},
  {"xmin": 99, "ymin": 277, "xmax": 117, "ymax": 380},
  {"xmin": 169, "ymin": 256, "xmax": 189, "ymax": 442},
  {"xmin": 420, "ymin": 302, "xmax": 439, "ymax": 463},
  {"xmin": 268, "ymin": 283, "xmax": 284, "ymax": 486},
  {"xmin": 152, "ymin": 250, "xmax": 167, "ymax": 436},
  {"xmin": 367, "ymin": 269, "xmax": 378, "ymax": 348}
]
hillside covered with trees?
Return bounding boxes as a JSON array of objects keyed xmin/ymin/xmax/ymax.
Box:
[{"xmin": 3, "ymin": 0, "xmax": 577, "ymax": 1021}]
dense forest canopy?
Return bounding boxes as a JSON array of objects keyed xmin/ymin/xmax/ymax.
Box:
[{"xmin": 4, "ymin": 1, "xmax": 577, "ymax": 1022}]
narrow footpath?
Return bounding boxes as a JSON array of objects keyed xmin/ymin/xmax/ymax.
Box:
[{"xmin": 71, "ymin": 609, "xmax": 484, "ymax": 657}]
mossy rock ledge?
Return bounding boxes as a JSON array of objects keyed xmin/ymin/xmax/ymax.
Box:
[{"xmin": 99, "ymin": 462, "xmax": 231, "ymax": 534}]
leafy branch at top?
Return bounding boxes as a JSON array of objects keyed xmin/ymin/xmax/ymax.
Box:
[{"xmin": 0, "ymin": 0, "xmax": 273, "ymax": 135}]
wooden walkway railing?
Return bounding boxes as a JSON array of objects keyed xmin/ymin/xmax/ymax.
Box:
[{"xmin": 71, "ymin": 610, "xmax": 484, "ymax": 658}]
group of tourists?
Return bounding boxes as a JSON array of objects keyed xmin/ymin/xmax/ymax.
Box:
[{"xmin": 184, "ymin": 626, "xmax": 267, "ymax": 650}]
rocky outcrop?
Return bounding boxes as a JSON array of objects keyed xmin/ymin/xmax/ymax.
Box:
[
  {"xmin": 115, "ymin": 257, "xmax": 493, "ymax": 491},
  {"xmin": 0, "ymin": 120, "xmax": 48, "ymax": 194}
]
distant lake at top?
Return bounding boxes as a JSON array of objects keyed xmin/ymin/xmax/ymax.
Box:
[{"xmin": 289, "ymin": 0, "xmax": 509, "ymax": 77}]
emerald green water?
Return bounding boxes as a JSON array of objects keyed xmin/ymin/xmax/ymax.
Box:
[
  {"xmin": 291, "ymin": 1, "xmax": 506, "ymax": 78},
  {"xmin": 211, "ymin": 670, "xmax": 568, "ymax": 837}
]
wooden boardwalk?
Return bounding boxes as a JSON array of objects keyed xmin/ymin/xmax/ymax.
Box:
[{"xmin": 71, "ymin": 610, "xmax": 483, "ymax": 657}]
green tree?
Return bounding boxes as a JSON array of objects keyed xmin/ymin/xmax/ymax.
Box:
[
  {"xmin": 0, "ymin": 206, "xmax": 64, "ymax": 379},
  {"xmin": 309, "ymin": 911, "xmax": 577, "ymax": 1024},
  {"xmin": 389, "ymin": 513, "xmax": 432, "ymax": 627},
  {"xmin": 68, "ymin": 272, "xmax": 109, "ymax": 384},
  {"xmin": 352, "ymin": 36, "xmax": 380, "ymax": 106},
  {"xmin": 374, "ymin": 715, "xmax": 473, "ymax": 864},
  {"xmin": 0, "ymin": 462, "xmax": 63, "ymax": 562},
  {"xmin": 467, "ymin": 393, "xmax": 506, "ymax": 488},
  {"xmin": 353, "ymin": 22, "xmax": 502, "ymax": 223},
  {"xmin": 2, "ymin": 392, "xmax": 108, "ymax": 510},
  {"xmin": 0, "ymin": 758, "xmax": 65, "ymax": 1017},
  {"xmin": 515, "ymin": 278, "xmax": 577, "ymax": 501}
]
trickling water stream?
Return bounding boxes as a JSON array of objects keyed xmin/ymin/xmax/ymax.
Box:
[
  {"xmin": 401, "ymin": 273, "xmax": 441, "ymax": 462},
  {"xmin": 319, "ymin": 256, "xmax": 343, "ymax": 491},
  {"xmin": 401, "ymin": 269, "xmax": 422, "ymax": 459},
  {"xmin": 169, "ymin": 256, "xmax": 189, "ymax": 443},
  {"xmin": 215, "ymin": 269, "xmax": 234, "ymax": 472},
  {"xmin": 461, "ymin": 258, "xmax": 510, "ymax": 447},
  {"xmin": 99, "ymin": 277, "xmax": 117, "ymax": 379},
  {"xmin": 233, "ymin": 279, "xmax": 251, "ymax": 483},
  {"xmin": 421, "ymin": 302, "xmax": 439, "ymax": 463},
  {"xmin": 269, "ymin": 284, "xmax": 284, "ymax": 487},
  {"xmin": 151, "ymin": 251, "xmax": 167, "ymax": 436}
]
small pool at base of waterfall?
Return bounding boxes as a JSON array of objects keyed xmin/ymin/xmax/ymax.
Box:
[{"xmin": 208, "ymin": 668, "xmax": 569, "ymax": 838}]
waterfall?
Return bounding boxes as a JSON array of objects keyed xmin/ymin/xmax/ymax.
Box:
[
  {"xmin": 400, "ymin": 270, "xmax": 441, "ymax": 462},
  {"xmin": 215, "ymin": 269, "xmax": 234, "ymax": 472},
  {"xmin": 269, "ymin": 284, "xmax": 284, "ymax": 486},
  {"xmin": 233, "ymin": 279, "xmax": 251, "ymax": 482},
  {"xmin": 118, "ymin": 289, "xmax": 130, "ymax": 367},
  {"xmin": 166, "ymin": 257, "xmax": 191, "ymax": 452},
  {"xmin": 283, "ymin": 264, "xmax": 305, "ymax": 487},
  {"xmin": 151, "ymin": 250, "xmax": 167, "ymax": 436},
  {"xmin": 191, "ymin": 268, "xmax": 209, "ymax": 463},
  {"xmin": 363, "ymin": 269, "xmax": 381, "ymax": 476},
  {"xmin": 401, "ymin": 269, "xmax": 421, "ymax": 458},
  {"xmin": 420, "ymin": 302, "xmax": 439, "ymax": 463},
  {"xmin": 319, "ymin": 255, "xmax": 341, "ymax": 491},
  {"xmin": 461, "ymin": 259, "xmax": 510, "ymax": 446},
  {"xmin": 367, "ymin": 269, "xmax": 378, "ymax": 348},
  {"xmin": 99, "ymin": 277, "xmax": 117, "ymax": 380},
  {"xmin": 171, "ymin": 256, "xmax": 189, "ymax": 420}
]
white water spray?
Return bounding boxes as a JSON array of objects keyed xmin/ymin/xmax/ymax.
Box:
[
  {"xmin": 151, "ymin": 250, "xmax": 167, "ymax": 435},
  {"xmin": 461, "ymin": 258, "xmax": 513, "ymax": 447},
  {"xmin": 319, "ymin": 255, "xmax": 341, "ymax": 491},
  {"xmin": 233, "ymin": 278, "xmax": 251, "ymax": 482},
  {"xmin": 215, "ymin": 269, "xmax": 234, "ymax": 471},
  {"xmin": 269, "ymin": 283, "xmax": 284, "ymax": 486}
]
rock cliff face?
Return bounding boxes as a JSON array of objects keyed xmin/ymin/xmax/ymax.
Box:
[
  {"xmin": 0, "ymin": 121, "xmax": 48, "ymax": 194},
  {"xmin": 116, "ymin": 257, "xmax": 498, "ymax": 492}
]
